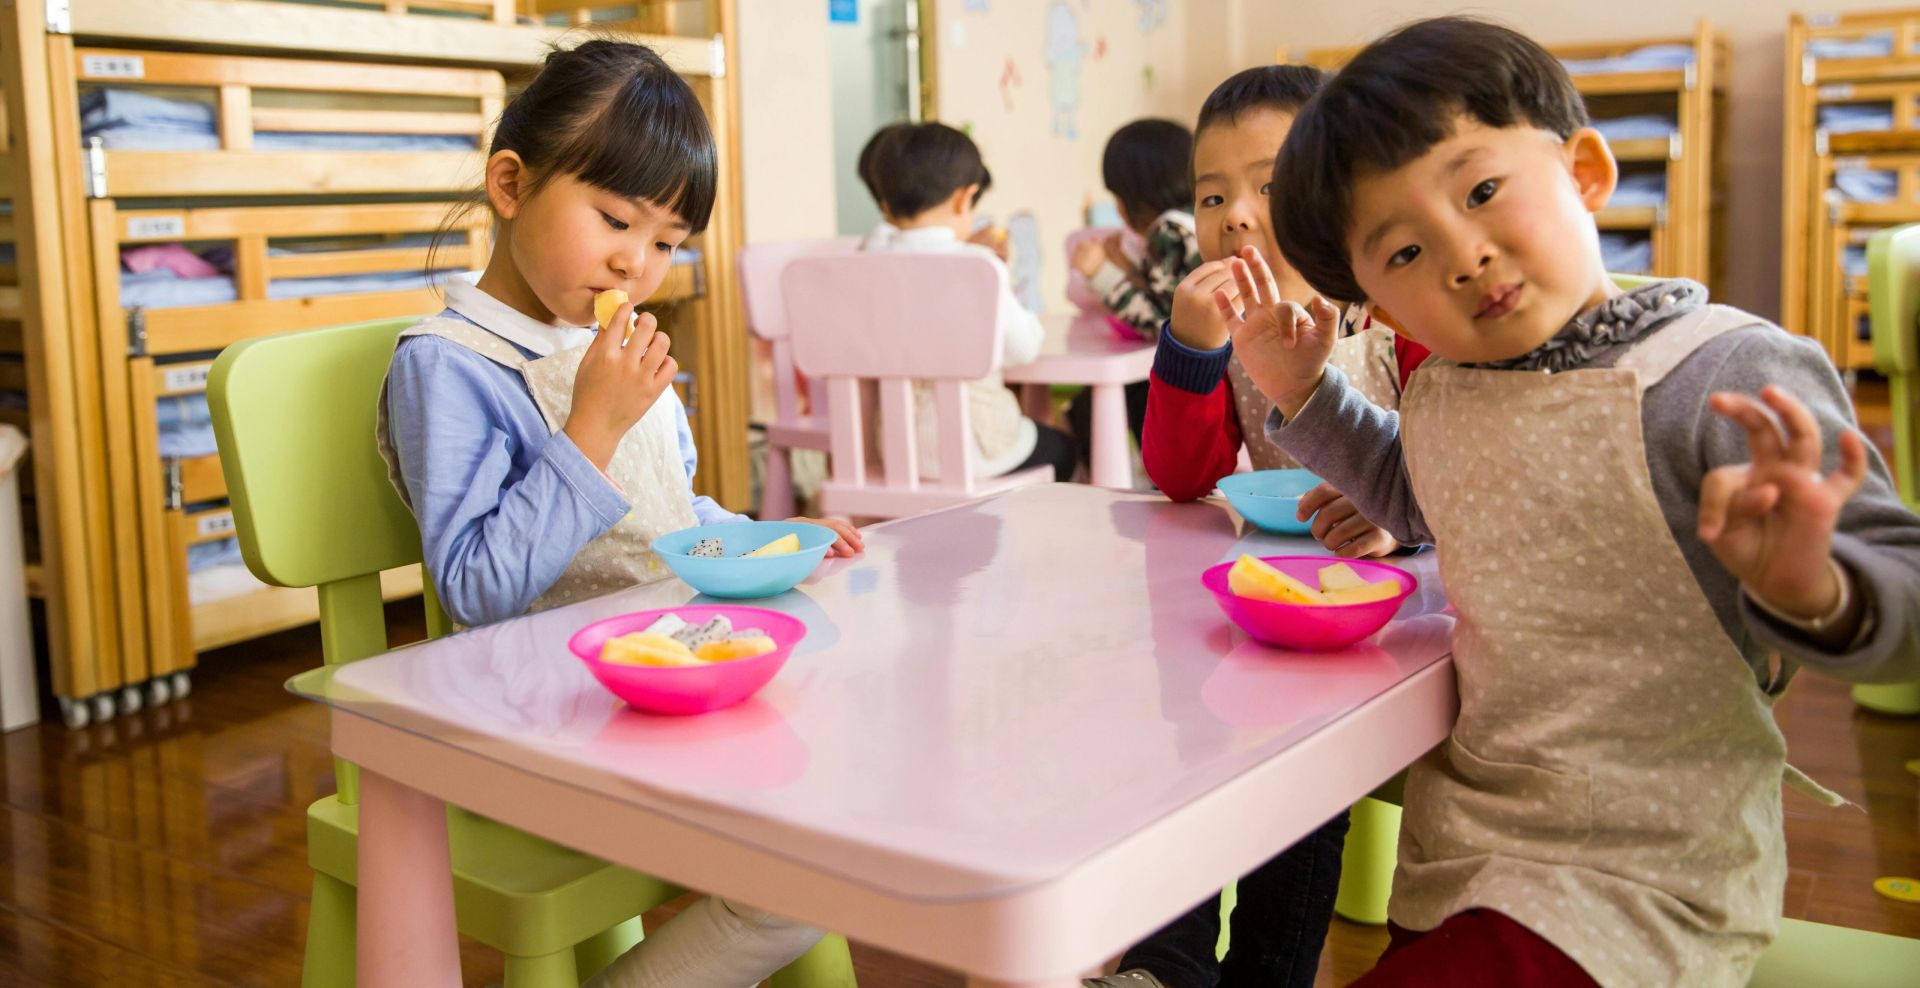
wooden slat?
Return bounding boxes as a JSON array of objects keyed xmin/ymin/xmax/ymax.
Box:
[
  {"xmin": 179, "ymin": 456, "xmax": 226, "ymax": 505},
  {"xmin": 1573, "ymin": 70, "xmax": 1688, "ymax": 97},
  {"xmin": 265, "ymin": 246, "xmax": 435, "ymax": 279},
  {"xmin": 66, "ymin": 0, "xmax": 715, "ymax": 74},
  {"xmin": 250, "ymin": 107, "xmax": 486, "ymax": 136},
  {"xmin": 0, "ymin": 214, "xmax": 15, "ymax": 239},
  {"xmin": 1606, "ymin": 137, "xmax": 1672, "ymax": 163},
  {"xmin": 0, "ymin": 265, "xmax": 18, "ymax": 283},
  {"xmin": 218, "ymin": 84, "xmax": 252, "ymax": 152},
  {"xmin": 116, "ymin": 201, "xmax": 466, "ymax": 242},
  {"xmin": 0, "ymin": 164, "xmax": 12, "ymax": 200},
  {"xmin": 1832, "ymin": 201, "xmax": 1920, "ymax": 224},
  {"xmin": 190, "ymin": 567, "xmax": 421, "ymax": 653},
  {"xmin": 139, "ymin": 287, "xmax": 448, "ymax": 355},
  {"xmin": 0, "ymin": 287, "xmax": 20, "ymax": 322},
  {"xmin": 100, "ymin": 150, "xmax": 481, "ymax": 196},
  {"xmin": 1596, "ymin": 206, "xmax": 1662, "ymax": 229},
  {"xmin": 75, "ymin": 46, "xmax": 503, "ymax": 99},
  {"xmin": 0, "ymin": 324, "xmax": 20, "ymax": 354},
  {"xmin": 0, "ymin": 361, "xmax": 25, "ymax": 391}
]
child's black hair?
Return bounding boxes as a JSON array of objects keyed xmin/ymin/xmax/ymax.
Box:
[
  {"xmin": 869, "ymin": 122, "xmax": 992, "ymax": 220},
  {"xmin": 1101, "ymin": 118, "xmax": 1193, "ymax": 230},
  {"xmin": 1194, "ymin": 65, "xmax": 1329, "ymax": 139},
  {"xmin": 1271, "ymin": 17, "xmax": 1589, "ymax": 302},
  {"xmin": 433, "ymin": 38, "xmax": 716, "ymax": 273},
  {"xmin": 857, "ymin": 122, "xmax": 908, "ymax": 205}
]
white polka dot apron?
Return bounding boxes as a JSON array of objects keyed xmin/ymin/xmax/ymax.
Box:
[
  {"xmin": 377, "ymin": 317, "xmax": 698, "ymax": 614},
  {"xmin": 1392, "ymin": 305, "xmax": 1796, "ymax": 987}
]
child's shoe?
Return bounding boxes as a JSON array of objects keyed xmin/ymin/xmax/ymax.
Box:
[{"xmin": 1083, "ymin": 972, "xmax": 1168, "ymax": 988}]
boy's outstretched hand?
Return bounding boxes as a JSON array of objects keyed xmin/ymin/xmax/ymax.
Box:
[
  {"xmin": 792, "ymin": 516, "xmax": 864, "ymax": 558},
  {"xmin": 1698, "ymin": 385, "xmax": 1868, "ymax": 624},
  {"xmin": 1215, "ymin": 246, "xmax": 1339, "ymax": 419},
  {"xmin": 1298, "ymin": 483, "xmax": 1400, "ymax": 558}
]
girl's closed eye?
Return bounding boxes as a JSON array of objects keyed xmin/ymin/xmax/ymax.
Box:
[
  {"xmin": 1466, "ymin": 179, "xmax": 1498, "ymax": 208},
  {"xmin": 1388, "ymin": 245, "xmax": 1421, "ymax": 269},
  {"xmin": 600, "ymin": 210, "xmax": 630, "ymax": 231},
  {"xmin": 655, "ymin": 241, "xmax": 676, "ymax": 254}
]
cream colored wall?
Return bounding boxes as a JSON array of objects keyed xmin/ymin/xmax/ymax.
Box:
[
  {"xmin": 736, "ymin": 0, "xmax": 839, "ymax": 244},
  {"xmin": 931, "ymin": 0, "xmax": 1209, "ymax": 312},
  {"xmin": 1229, "ymin": 0, "xmax": 1876, "ymax": 322}
]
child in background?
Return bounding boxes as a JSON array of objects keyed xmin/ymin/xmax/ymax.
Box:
[
  {"xmin": 1084, "ymin": 69, "xmax": 1386, "ymax": 988},
  {"xmin": 1142, "ymin": 66, "xmax": 1423, "ymax": 558},
  {"xmin": 861, "ymin": 122, "xmax": 1077, "ymax": 482},
  {"xmin": 1074, "ymin": 118, "xmax": 1203, "ymax": 339},
  {"xmin": 381, "ymin": 41, "xmax": 860, "ymax": 987},
  {"xmin": 860, "ymin": 122, "xmax": 1012, "ymax": 262},
  {"xmin": 1236, "ymin": 18, "xmax": 1920, "ymax": 985},
  {"xmin": 1065, "ymin": 118, "xmax": 1198, "ymax": 466}
]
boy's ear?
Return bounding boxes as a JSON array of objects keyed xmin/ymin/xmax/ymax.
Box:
[
  {"xmin": 949, "ymin": 183, "xmax": 981, "ymax": 214},
  {"xmin": 1564, "ymin": 128, "xmax": 1618, "ymax": 214},
  {"xmin": 485, "ymin": 150, "xmax": 529, "ymax": 220}
]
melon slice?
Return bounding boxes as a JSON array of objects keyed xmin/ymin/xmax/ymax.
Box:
[
  {"xmin": 1317, "ymin": 562, "xmax": 1370, "ymax": 592},
  {"xmin": 593, "ymin": 288, "xmax": 629, "ymax": 331},
  {"xmin": 694, "ymin": 635, "xmax": 778, "ymax": 663},
  {"xmin": 744, "ymin": 533, "xmax": 802, "ymax": 558},
  {"xmin": 1321, "ymin": 580, "xmax": 1401, "ymax": 605},
  {"xmin": 600, "ymin": 631, "xmax": 703, "ymax": 667},
  {"xmin": 1227, "ymin": 555, "xmax": 1326, "ymax": 605}
]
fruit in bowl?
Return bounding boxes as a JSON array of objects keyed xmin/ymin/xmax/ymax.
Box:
[
  {"xmin": 1201, "ymin": 555, "xmax": 1417, "ymax": 651},
  {"xmin": 571, "ymin": 606, "xmax": 805, "ymax": 715},
  {"xmin": 651, "ymin": 521, "xmax": 837, "ymax": 599}
]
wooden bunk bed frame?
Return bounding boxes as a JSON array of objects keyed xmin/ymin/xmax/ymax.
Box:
[
  {"xmin": 3, "ymin": 0, "xmax": 748, "ymax": 727},
  {"xmin": 1784, "ymin": 8, "xmax": 1920, "ymax": 369},
  {"xmin": 1298, "ymin": 21, "xmax": 1728, "ymax": 293}
]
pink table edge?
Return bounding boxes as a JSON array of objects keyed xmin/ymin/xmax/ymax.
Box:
[{"xmin": 347, "ymin": 657, "xmax": 1456, "ymax": 987}]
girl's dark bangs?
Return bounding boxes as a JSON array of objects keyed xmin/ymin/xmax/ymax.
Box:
[{"xmin": 560, "ymin": 85, "xmax": 717, "ymax": 232}]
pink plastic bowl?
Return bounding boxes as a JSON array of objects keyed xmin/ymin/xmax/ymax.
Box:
[
  {"xmin": 1200, "ymin": 556, "xmax": 1417, "ymax": 652},
  {"xmin": 568, "ymin": 606, "xmax": 806, "ymax": 715}
]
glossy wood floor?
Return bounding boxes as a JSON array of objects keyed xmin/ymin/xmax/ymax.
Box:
[{"xmin": 0, "ymin": 598, "xmax": 1913, "ymax": 987}]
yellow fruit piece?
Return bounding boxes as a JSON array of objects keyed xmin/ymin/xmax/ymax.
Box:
[
  {"xmin": 1317, "ymin": 562, "xmax": 1370, "ymax": 592},
  {"xmin": 694, "ymin": 636, "xmax": 779, "ymax": 663},
  {"xmin": 1322, "ymin": 580, "xmax": 1402, "ymax": 606},
  {"xmin": 600, "ymin": 631, "xmax": 702, "ymax": 667},
  {"xmin": 1228, "ymin": 555, "xmax": 1326, "ymax": 605},
  {"xmin": 593, "ymin": 288, "xmax": 629, "ymax": 331},
  {"xmin": 744, "ymin": 533, "xmax": 802, "ymax": 558}
]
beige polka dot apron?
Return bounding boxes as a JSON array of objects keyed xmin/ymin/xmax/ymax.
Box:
[
  {"xmin": 1394, "ymin": 304, "xmax": 1804, "ymax": 987},
  {"xmin": 1230, "ymin": 321, "xmax": 1401, "ymax": 470},
  {"xmin": 376, "ymin": 317, "xmax": 698, "ymax": 614}
]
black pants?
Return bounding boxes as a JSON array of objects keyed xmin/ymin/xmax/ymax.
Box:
[
  {"xmin": 1010, "ymin": 422, "xmax": 1078, "ymax": 482},
  {"xmin": 1066, "ymin": 380, "xmax": 1152, "ymax": 473},
  {"xmin": 1118, "ymin": 810, "xmax": 1351, "ymax": 988}
]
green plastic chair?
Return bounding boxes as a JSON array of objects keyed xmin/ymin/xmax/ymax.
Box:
[
  {"xmin": 208, "ymin": 317, "xmax": 857, "ymax": 987},
  {"xmin": 1858, "ymin": 228, "xmax": 1920, "ymax": 716},
  {"xmin": 1748, "ymin": 917, "xmax": 1920, "ymax": 986}
]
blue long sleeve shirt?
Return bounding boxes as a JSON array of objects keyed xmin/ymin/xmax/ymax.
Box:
[{"xmin": 384, "ymin": 284, "xmax": 743, "ymax": 627}]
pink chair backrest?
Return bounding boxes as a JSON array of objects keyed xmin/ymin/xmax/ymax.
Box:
[
  {"xmin": 784, "ymin": 251, "xmax": 1003, "ymax": 492},
  {"xmin": 738, "ymin": 237, "xmax": 859, "ymax": 427},
  {"xmin": 1064, "ymin": 225, "xmax": 1125, "ymax": 314}
]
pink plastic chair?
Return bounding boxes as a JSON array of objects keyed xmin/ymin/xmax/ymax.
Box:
[
  {"xmin": 738, "ymin": 237, "xmax": 860, "ymax": 519},
  {"xmin": 784, "ymin": 252, "xmax": 1052, "ymax": 520}
]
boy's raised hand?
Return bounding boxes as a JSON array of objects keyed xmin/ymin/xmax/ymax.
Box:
[
  {"xmin": 563, "ymin": 298, "xmax": 677, "ymax": 471},
  {"xmin": 1215, "ymin": 246, "xmax": 1338, "ymax": 418},
  {"xmin": 1169, "ymin": 260, "xmax": 1238, "ymax": 350},
  {"xmin": 1698, "ymin": 386, "xmax": 1869, "ymax": 623}
]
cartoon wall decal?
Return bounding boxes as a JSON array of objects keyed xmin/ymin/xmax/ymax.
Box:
[
  {"xmin": 1133, "ymin": 0, "xmax": 1168, "ymax": 32},
  {"xmin": 1006, "ymin": 210, "xmax": 1044, "ymax": 313},
  {"xmin": 1044, "ymin": 2, "xmax": 1086, "ymax": 139},
  {"xmin": 999, "ymin": 57, "xmax": 1022, "ymax": 112}
]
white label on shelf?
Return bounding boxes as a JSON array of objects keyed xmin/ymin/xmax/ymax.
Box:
[
  {"xmin": 161, "ymin": 365, "xmax": 209, "ymax": 393},
  {"xmin": 126, "ymin": 215, "xmax": 185, "ymax": 239},
  {"xmin": 1834, "ymin": 156, "xmax": 1872, "ymax": 171},
  {"xmin": 1818, "ymin": 84, "xmax": 1855, "ymax": 100},
  {"xmin": 1807, "ymin": 14, "xmax": 1838, "ymax": 27},
  {"xmin": 196, "ymin": 513, "xmax": 235, "ymax": 538},
  {"xmin": 82, "ymin": 54, "xmax": 145, "ymax": 79}
]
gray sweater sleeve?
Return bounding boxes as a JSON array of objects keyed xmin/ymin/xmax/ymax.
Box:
[
  {"xmin": 1262, "ymin": 365, "xmax": 1434, "ymax": 546},
  {"xmin": 1651, "ymin": 327, "xmax": 1920, "ymax": 684}
]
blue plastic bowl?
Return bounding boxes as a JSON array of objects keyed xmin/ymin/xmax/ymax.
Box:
[
  {"xmin": 652, "ymin": 521, "xmax": 837, "ymax": 599},
  {"xmin": 1216, "ymin": 469, "xmax": 1324, "ymax": 535}
]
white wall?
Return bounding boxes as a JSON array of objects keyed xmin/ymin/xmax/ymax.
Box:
[
  {"xmin": 736, "ymin": 0, "xmax": 839, "ymax": 244},
  {"xmin": 1231, "ymin": 0, "xmax": 1884, "ymax": 321}
]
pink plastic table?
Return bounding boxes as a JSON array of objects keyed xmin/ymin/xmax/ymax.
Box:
[
  {"xmin": 1003, "ymin": 314, "xmax": 1155, "ymax": 489},
  {"xmin": 295, "ymin": 485, "xmax": 1456, "ymax": 987}
]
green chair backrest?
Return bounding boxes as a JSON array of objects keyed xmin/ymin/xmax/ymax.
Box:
[
  {"xmin": 1867, "ymin": 226, "xmax": 1920, "ymax": 509},
  {"xmin": 207, "ymin": 317, "xmax": 452, "ymax": 802}
]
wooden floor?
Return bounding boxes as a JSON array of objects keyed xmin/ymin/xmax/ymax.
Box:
[{"xmin": 0, "ymin": 598, "xmax": 1914, "ymax": 987}]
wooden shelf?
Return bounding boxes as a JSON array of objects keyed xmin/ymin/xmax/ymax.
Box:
[
  {"xmin": 1607, "ymin": 137, "xmax": 1674, "ymax": 163},
  {"xmin": 191, "ymin": 566, "xmax": 422, "ymax": 653},
  {"xmin": 1596, "ymin": 206, "xmax": 1662, "ymax": 229},
  {"xmin": 67, "ymin": 0, "xmax": 718, "ymax": 74},
  {"xmin": 1573, "ymin": 70, "xmax": 1690, "ymax": 97},
  {"xmin": 1827, "ymin": 131, "xmax": 1920, "ymax": 154}
]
